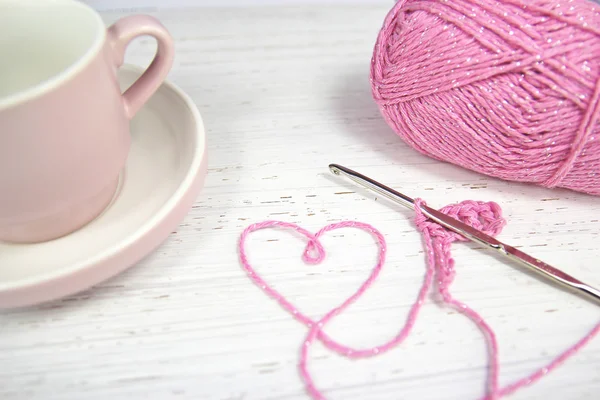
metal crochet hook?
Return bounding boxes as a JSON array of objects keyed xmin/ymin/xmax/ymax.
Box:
[{"xmin": 328, "ymin": 163, "xmax": 600, "ymax": 306}]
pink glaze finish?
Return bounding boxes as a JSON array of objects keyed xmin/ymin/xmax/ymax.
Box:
[
  {"xmin": 108, "ymin": 15, "xmax": 175, "ymax": 119},
  {"xmin": 0, "ymin": 65, "xmax": 208, "ymax": 309},
  {"xmin": 0, "ymin": 2, "xmax": 174, "ymax": 243},
  {"xmin": 239, "ymin": 201, "xmax": 600, "ymax": 399}
]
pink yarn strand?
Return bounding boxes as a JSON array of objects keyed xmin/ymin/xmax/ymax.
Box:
[
  {"xmin": 495, "ymin": 321, "xmax": 600, "ymax": 398},
  {"xmin": 238, "ymin": 200, "xmax": 600, "ymax": 399}
]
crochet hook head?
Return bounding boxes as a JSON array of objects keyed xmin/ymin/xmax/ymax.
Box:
[
  {"xmin": 329, "ymin": 164, "xmax": 415, "ymax": 209},
  {"xmin": 328, "ymin": 163, "xmax": 496, "ymax": 247},
  {"xmin": 328, "ymin": 163, "xmax": 600, "ymax": 306}
]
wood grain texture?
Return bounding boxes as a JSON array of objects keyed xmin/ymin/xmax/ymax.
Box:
[
  {"xmin": 1, "ymin": 5, "xmax": 600, "ymax": 400},
  {"xmin": 80, "ymin": 0, "xmax": 390, "ymax": 11}
]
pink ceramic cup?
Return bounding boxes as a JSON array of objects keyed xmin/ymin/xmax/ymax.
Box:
[{"xmin": 0, "ymin": 1, "xmax": 174, "ymax": 243}]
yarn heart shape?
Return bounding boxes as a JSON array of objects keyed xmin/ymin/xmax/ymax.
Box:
[
  {"xmin": 239, "ymin": 220, "xmax": 433, "ymax": 400},
  {"xmin": 239, "ymin": 220, "xmax": 433, "ymax": 352},
  {"xmin": 238, "ymin": 201, "xmax": 600, "ymax": 400}
]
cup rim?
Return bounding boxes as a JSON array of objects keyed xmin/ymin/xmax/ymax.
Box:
[{"xmin": 0, "ymin": 0, "xmax": 106, "ymax": 110}]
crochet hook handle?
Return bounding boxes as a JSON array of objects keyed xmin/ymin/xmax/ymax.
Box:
[{"xmin": 328, "ymin": 163, "xmax": 600, "ymax": 306}]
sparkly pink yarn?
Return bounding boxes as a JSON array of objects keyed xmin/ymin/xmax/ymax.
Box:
[
  {"xmin": 239, "ymin": 200, "xmax": 600, "ymax": 399},
  {"xmin": 370, "ymin": 0, "xmax": 600, "ymax": 195}
]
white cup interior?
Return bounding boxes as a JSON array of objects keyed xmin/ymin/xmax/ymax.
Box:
[{"xmin": 0, "ymin": 0, "xmax": 104, "ymax": 106}]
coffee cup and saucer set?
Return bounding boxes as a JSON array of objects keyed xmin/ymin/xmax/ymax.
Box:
[{"xmin": 0, "ymin": 0, "xmax": 207, "ymax": 309}]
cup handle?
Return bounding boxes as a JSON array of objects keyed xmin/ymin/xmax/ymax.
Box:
[{"xmin": 107, "ymin": 15, "xmax": 175, "ymax": 119}]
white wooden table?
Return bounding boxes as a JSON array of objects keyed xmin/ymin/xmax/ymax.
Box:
[{"xmin": 2, "ymin": 5, "xmax": 600, "ymax": 400}]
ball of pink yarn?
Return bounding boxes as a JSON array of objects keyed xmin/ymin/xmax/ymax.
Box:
[{"xmin": 370, "ymin": 0, "xmax": 600, "ymax": 196}]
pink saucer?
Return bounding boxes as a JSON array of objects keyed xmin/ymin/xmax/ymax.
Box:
[{"xmin": 0, "ymin": 65, "xmax": 207, "ymax": 309}]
